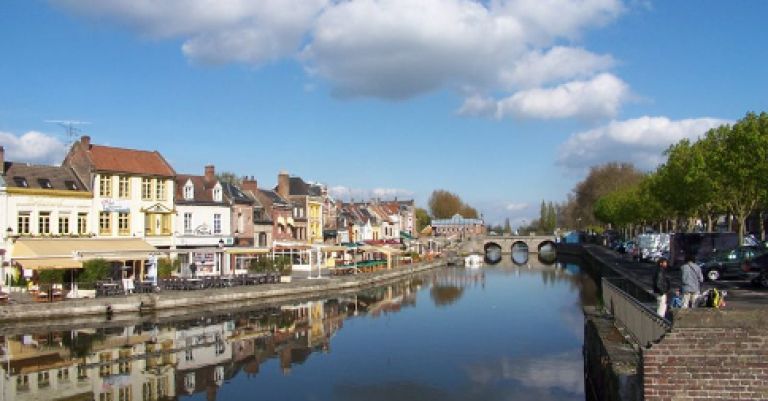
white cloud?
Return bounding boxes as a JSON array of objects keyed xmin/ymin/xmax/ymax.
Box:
[
  {"xmin": 465, "ymin": 351, "xmax": 584, "ymax": 394},
  {"xmin": 496, "ymin": 73, "xmax": 630, "ymax": 119},
  {"xmin": 329, "ymin": 185, "xmax": 413, "ymax": 201},
  {"xmin": 55, "ymin": 0, "xmax": 328, "ymax": 65},
  {"xmin": 0, "ymin": 131, "xmax": 67, "ymax": 165},
  {"xmin": 557, "ymin": 116, "xmax": 730, "ymax": 170},
  {"xmin": 505, "ymin": 202, "xmax": 529, "ymax": 212},
  {"xmin": 501, "ymin": 46, "xmax": 615, "ymax": 89},
  {"xmin": 54, "ymin": 0, "xmax": 631, "ymax": 118}
]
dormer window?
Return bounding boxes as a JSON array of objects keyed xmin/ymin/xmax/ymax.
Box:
[
  {"xmin": 212, "ymin": 184, "xmax": 222, "ymax": 202},
  {"xmin": 37, "ymin": 178, "xmax": 52, "ymax": 189},
  {"xmin": 13, "ymin": 176, "xmax": 27, "ymax": 187},
  {"xmin": 184, "ymin": 183, "xmax": 194, "ymax": 200},
  {"xmin": 65, "ymin": 180, "xmax": 78, "ymax": 190}
]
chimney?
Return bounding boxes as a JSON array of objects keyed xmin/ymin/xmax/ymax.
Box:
[
  {"xmin": 204, "ymin": 165, "xmax": 215, "ymax": 183},
  {"xmin": 242, "ymin": 176, "xmax": 257, "ymax": 192},
  {"xmin": 0, "ymin": 146, "xmax": 4, "ymax": 173},
  {"xmin": 81, "ymin": 135, "xmax": 91, "ymax": 149},
  {"xmin": 277, "ymin": 171, "xmax": 289, "ymax": 199}
]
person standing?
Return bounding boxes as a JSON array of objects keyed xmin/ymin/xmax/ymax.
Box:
[
  {"xmin": 653, "ymin": 257, "xmax": 672, "ymax": 317},
  {"xmin": 681, "ymin": 254, "xmax": 704, "ymax": 308}
]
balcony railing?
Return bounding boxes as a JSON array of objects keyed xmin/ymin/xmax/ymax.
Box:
[{"xmin": 601, "ymin": 277, "xmax": 671, "ymax": 348}]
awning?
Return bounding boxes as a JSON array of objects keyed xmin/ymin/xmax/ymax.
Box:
[
  {"xmin": 319, "ymin": 245, "xmax": 348, "ymax": 252},
  {"xmin": 287, "ymin": 217, "xmax": 295, "ymax": 227},
  {"xmin": 12, "ymin": 238, "xmax": 157, "ymax": 270},
  {"xmin": 277, "ymin": 216, "xmax": 286, "ymax": 226},
  {"xmin": 226, "ymin": 247, "xmax": 271, "ymax": 255}
]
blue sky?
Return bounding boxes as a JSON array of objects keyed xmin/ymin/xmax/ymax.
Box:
[{"xmin": 1, "ymin": 1, "xmax": 767, "ymax": 225}]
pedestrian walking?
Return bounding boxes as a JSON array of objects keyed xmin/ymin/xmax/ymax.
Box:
[
  {"xmin": 653, "ymin": 257, "xmax": 672, "ymax": 317},
  {"xmin": 681, "ymin": 254, "xmax": 704, "ymax": 308}
]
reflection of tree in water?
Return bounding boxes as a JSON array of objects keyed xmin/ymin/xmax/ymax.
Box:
[
  {"xmin": 430, "ymin": 285, "xmax": 464, "ymax": 307},
  {"xmin": 62, "ymin": 329, "xmax": 106, "ymax": 358}
]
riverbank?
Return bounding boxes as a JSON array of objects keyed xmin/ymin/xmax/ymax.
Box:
[{"xmin": 0, "ymin": 261, "xmax": 444, "ymax": 323}]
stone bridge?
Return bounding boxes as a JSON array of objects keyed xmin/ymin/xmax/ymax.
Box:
[{"xmin": 480, "ymin": 235, "xmax": 557, "ymax": 254}]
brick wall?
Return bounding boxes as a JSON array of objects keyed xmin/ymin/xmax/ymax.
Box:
[{"xmin": 643, "ymin": 309, "xmax": 768, "ymax": 401}]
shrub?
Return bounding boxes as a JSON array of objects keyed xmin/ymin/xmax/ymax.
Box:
[
  {"xmin": 38, "ymin": 269, "xmax": 65, "ymax": 284},
  {"xmin": 157, "ymin": 258, "xmax": 179, "ymax": 278},
  {"xmin": 79, "ymin": 259, "xmax": 111, "ymax": 284}
]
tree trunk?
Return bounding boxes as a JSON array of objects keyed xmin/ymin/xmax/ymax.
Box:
[{"xmin": 737, "ymin": 213, "xmax": 746, "ymax": 245}]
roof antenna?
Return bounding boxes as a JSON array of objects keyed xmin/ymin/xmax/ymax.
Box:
[{"xmin": 45, "ymin": 120, "xmax": 91, "ymax": 148}]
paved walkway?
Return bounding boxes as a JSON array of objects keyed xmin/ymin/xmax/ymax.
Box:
[{"xmin": 586, "ymin": 244, "xmax": 768, "ymax": 308}]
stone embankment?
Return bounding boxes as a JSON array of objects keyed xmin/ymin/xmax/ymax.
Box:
[{"xmin": 0, "ymin": 261, "xmax": 443, "ymax": 324}]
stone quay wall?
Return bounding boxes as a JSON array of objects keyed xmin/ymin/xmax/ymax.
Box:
[{"xmin": 0, "ymin": 261, "xmax": 443, "ymax": 322}]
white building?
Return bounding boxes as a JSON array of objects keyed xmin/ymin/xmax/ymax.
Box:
[{"xmin": 174, "ymin": 166, "xmax": 232, "ymax": 276}]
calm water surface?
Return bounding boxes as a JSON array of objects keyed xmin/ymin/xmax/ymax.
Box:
[{"xmin": 1, "ymin": 257, "xmax": 597, "ymax": 401}]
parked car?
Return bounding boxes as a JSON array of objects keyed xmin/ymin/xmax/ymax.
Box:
[
  {"xmin": 697, "ymin": 246, "xmax": 766, "ymax": 281},
  {"xmin": 742, "ymin": 252, "xmax": 768, "ymax": 287}
]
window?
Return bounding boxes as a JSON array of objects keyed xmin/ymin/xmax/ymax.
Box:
[
  {"xmin": 118, "ymin": 212, "xmax": 130, "ymax": 235},
  {"xmin": 37, "ymin": 178, "xmax": 52, "ymax": 189},
  {"xmin": 213, "ymin": 186, "xmax": 222, "ymax": 202},
  {"xmin": 184, "ymin": 183, "xmax": 194, "ymax": 200},
  {"xmin": 17, "ymin": 212, "xmax": 30, "ymax": 235},
  {"xmin": 57, "ymin": 368, "xmax": 69, "ymax": 382},
  {"xmin": 118, "ymin": 349, "xmax": 131, "ymax": 374},
  {"xmin": 99, "ymin": 175, "xmax": 112, "ymax": 197},
  {"xmin": 38, "ymin": 371, "xmax": 50, "ymax": 388},
  {"xmin": 142, "ymin": 178, "xmax": 153, "ymax": 200},
  {"xmin": 65, "ymin": 180, "xmax": 78, "ymax": 190},
  {"xmin": 59, "ymin": 216, "xmax": 70, "ymax": 235},
  {"xmin": 99, "ymin": 212, "xmax": 112, "ymax": 235},
  {"xmin": 118, "ymin": 176, "xmax": 130, "ymax": 198},
  {"xmin": 78, "ymin": 213, "xmax": 88, "ymax": 235},
  {"xmin": 13, "ymin": 176, "xmax": 27, "ymax": 187},
  {"xmin": 99, "ymin": 392, "xmax": 114, "ymax": 401},
  {"xmin": 118, "ymin": 387, "xmax": 131, "ymax": 401},
  {"xmin": 184, "ymin": 213, "xmax": 192, "ymax": 234},
  {"xmin": 161, "ymin": 214, "xmax": 171, "ymax": 235},
  {"xmin": 214, "ymin": 214, "xmax": 221, "ymax": 235},
  {"xmin": 39, "ymin": 212, "xmax": 51, "ymax": 234},
  {"xmin": 77, "ymin": 365, "xmax": 88, "ymax": 380},
  {"xmin": 99, "ymin": 353, "xmax": 112, "ymax": 377},
  {"xmin": 156, "ymin": 179, "xmax": 166, "ymax": 201},
  {"xmin": 17, "ymin": 375, "xmax": 29, "ymax": 391}
]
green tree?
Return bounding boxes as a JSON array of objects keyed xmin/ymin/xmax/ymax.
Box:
[
  {"xmin": 503, "ymin": 218, "xmax": 511, "ymax": 234},
  {"xmin": 415, "ymin": 208, "xmax": 431, "ymax": 232},
  {"xmin": 703, "ymin": 113, "xmax": 768, "ymax": 242},
  {"xmin": 79, "ymin": 259, "xmax": 111, "ymax": 284},
  {"xmin": 157, "ymin": 258, "xmax": 179, "ymax": 278}
]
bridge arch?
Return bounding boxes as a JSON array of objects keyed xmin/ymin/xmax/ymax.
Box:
[{"xmin": 484, "ymin": 242, "xmax": 502, "ymax": 264}]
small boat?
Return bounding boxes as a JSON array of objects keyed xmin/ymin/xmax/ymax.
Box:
[{"xmin": 464, "ymin": 254, "xmax": 483, "ymax": 268}]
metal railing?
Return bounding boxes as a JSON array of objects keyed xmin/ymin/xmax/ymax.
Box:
[{"xmin": 602, "ymin": 277, "xmax": 671, "ymax": 348}]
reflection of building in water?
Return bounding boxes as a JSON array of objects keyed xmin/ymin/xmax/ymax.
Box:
[
  {"xmin": 0, "ymin": 277, "xmax": 428, "ymax": 400},
  {"xmin": 173, "ymin": 320, "xmax": 235, "ymax": 399},
  {"xmin": 1, "ymin": 326, "xmax": 177, "ymax": 401},
  {"xmin": 0, "ymin": 333, "xmax": 88, "ymax": 401}
]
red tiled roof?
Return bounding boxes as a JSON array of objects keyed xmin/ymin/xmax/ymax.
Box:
[{"xmin": 88, "ymin": 145, "xmax": 175, "ymax": 176}]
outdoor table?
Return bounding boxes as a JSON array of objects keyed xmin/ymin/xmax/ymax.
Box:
[{"xmin": 185, "ymin": 278, "xmax": 204, "ymax": 290}]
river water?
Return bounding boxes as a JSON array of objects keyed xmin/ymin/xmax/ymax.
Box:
[{"xmin": 0, "ymin": 256, "xmax": 598, "ymax": 401}]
